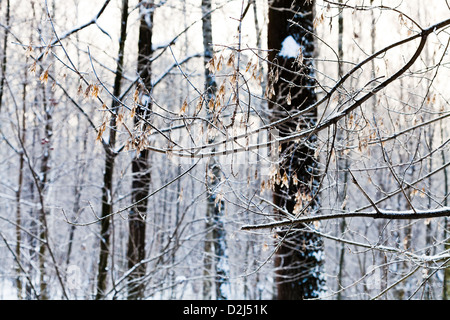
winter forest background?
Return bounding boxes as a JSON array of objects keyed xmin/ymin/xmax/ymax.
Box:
[{"xmin": 0, "ymin": 0, "xmax": 449, "ymax": 300}]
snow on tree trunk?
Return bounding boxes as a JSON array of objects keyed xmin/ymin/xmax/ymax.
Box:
[{"xmin": 267, "ymin": 0, "xmax": 325, "ymax": 300}]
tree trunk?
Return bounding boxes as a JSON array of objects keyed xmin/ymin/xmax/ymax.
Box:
[
  {"xmin": 335, "ymin": 0, "xmax": 347, "ymax": 300},
  {"xmin": 201, "ymin": 0, "xmax": 229, "ymax": 300},
  {"xmin": 267, "ymin": 0, "xmax": 325, "ymax": 300},
  {"xmin": 15, "ymin": 8, "xmax": 31, "ymax": 296},
  {"xmin": 15, "ymin": 53, "xmax": 28, "ymax": 300},
  {"xmin": 442, "ymin": 116, "xmax": 450, "ymax": 300},
  {"xmin": 95, "ymin": 0, "xmax": 129, "ymax": 300},
  {"xmin": 126, "ymin": 0, "xmax": 153, "ymax": 300},
  {"xmin": 0, "ymin": 0, "xmax": 10, "ymax": 114},
  {"xmin": 38, "ymin": 83, "xmax": 53, "ymax": 300},
  {"xmin": 65, "ymin": 130, "xmax": 88, "ymax": 269}
]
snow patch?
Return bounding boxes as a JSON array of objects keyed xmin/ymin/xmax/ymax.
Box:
[
  {"xmin": 279, "ymin": 36, "xmax": 301, "ymax": 59},
  {"xmin": 141, "ymin": 94, "xmax": 151, "ymax": 107}
]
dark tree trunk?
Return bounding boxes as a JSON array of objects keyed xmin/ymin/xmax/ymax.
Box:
[
  {"xmin": 95, "ymin": 0, "xmax": 129, "ymax": 300},
  {"xmin": 126, "ymin": 0, "xmax": 153, "ymax": 300},
  {"xmin": 267, "ymin": 0, "xmax": 325, "ymax": 300}
]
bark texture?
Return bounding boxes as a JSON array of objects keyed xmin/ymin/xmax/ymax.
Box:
[
  {"xmin": 267, "ymin": 0, "xmax": 325, "ymax": 300},
  {"xmin": 126, "ymin": 0, "xmax": 153, "ymax": 300}
]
